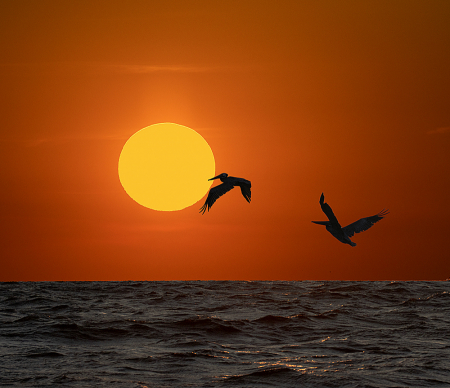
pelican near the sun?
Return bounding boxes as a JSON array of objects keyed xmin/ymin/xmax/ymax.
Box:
[
  {"xmin": 312, "ymin": 193, "xmax": 388, "ymax": 246},
  {"xmin": 200, "ymin": 173, "xmax": 251, "ymax": 214}
]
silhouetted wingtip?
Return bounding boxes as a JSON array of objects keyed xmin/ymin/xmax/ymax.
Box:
[
  {"xmin": 320, "ymin": 193, "xmax": 324, "ymax": 204},
  {"xmin": 199, "ymin": 204, "xmax": 208, "ymax": 215},
  {"xmin": 378, "ymin": 209, "xmax": 390, "ymax": 218}
]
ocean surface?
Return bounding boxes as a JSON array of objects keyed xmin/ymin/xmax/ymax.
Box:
[{"xmin": 1, "ymin": 281, "xmax": 449, "ymax": 387}]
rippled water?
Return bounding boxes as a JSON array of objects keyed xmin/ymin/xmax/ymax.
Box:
[{"xmin": 1, "ymin": 281, "xmax": 449, "ymax": 387}]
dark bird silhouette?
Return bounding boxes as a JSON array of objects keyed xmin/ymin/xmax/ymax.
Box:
[
  {"xmin": 200, "ymin": 173, "xmax": 251, "ymax": 214},
  {"xmin": 312, "ymin": 193, "xmax": 388, "ymax": 246}
]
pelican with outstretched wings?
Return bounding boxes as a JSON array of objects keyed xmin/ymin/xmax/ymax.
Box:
[
  {"xmin": 200, "ymin": 173, "xmax": 251, "ymax": 214},
  {"xmin": 312, "ymin": 193, "xmax": 388, "ymax": 246}
]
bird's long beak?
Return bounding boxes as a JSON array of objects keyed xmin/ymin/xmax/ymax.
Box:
[
  {"xmin": 311, "ymin": 221, "xmax": 329, "ymax": 225},
  {"xmin": 209, "ymin": 174, "xmax": 222, "ymax": 181}
]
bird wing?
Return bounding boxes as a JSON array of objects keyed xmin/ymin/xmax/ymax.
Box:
[
  {"xmin": 343, "ymin": 209, "xmax": 389, "ymax": 237},
  {"xmin": 320, "ymin": 193, "xmax": 341, "ymax": 228},
  {"xmin": 199, "ymin": 182, "xmax": 234, "ymax": 214},
  {"xmin": 237, "ymin": 180, "xmax": 251, "ymax": 203}
]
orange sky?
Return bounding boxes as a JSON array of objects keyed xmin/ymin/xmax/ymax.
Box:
[{"xmin": 1, "ymin": 1, "xmax": 450, "ymax": 281}]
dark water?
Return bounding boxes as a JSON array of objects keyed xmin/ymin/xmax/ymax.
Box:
[{"xmin": 1, "ymin": 281, "xmax": 449, "ymax": 387}]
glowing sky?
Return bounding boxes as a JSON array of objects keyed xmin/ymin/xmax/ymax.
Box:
[{"xmin": 1, "ymin": 1, "xmax": 449, "ymax": 280}]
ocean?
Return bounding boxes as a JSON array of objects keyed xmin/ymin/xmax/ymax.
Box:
[{"xmin": 1, "ymin": 281, "xmax": 449, "ymax": 387}]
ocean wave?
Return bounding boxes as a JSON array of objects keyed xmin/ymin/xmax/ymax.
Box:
[
  {"xmin": 254, "ymin": 313, "xmax": 310, "ymax": 324},
  {"xmin": 222, "ymin": 366, "xmax": 301, "ymax": 386},
  {"xmin": 175, "ymin": 316, "xmax": 242, "ymax": 334},
  {"xmin": 1, "ymin": 281, "xmax": 450, "ymax": 387},
  {"xmin": 25, "ymin": 351, "xmax": 65, "ymax": 358}
]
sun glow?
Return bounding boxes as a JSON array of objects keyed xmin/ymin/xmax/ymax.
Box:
[{"xmin": 118, "ymin": 123, "xmax": 215, "ymax": 211}]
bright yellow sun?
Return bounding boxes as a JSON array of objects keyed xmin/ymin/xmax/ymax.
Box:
[{"xmin": 118, "ymin": 123, "xmax": 215, "ymax": 211}]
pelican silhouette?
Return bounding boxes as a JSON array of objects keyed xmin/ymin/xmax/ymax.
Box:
[
  {"xmin": 200, "ymin": 173, "xmax": 251, "ymax": 214},
  {"xmin": 312, "ymin": 193, "xmax": 388, "ymax": 246}
]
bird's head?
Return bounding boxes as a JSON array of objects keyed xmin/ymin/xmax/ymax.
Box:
[{"xmin": 209, "ymin": 173, "xmax": 228, "ymax": 181}]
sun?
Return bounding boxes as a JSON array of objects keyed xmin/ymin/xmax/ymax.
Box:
[{"xmin": 118, "ymin": 123, "xmax": 215, "ymax": 211}]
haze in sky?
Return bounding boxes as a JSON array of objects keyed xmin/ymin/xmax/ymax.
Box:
[{"xmin": 1, "ymin": 1, "xmax": 449, "ymax": 280}]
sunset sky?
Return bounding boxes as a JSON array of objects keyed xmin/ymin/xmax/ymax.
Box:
[{"xmin": 1, "ymin": 0, "xmax": 449, "ymax": 281}]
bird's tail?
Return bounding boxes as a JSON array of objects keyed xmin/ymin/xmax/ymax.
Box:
[{"xmin": 350, "ymin": 241, "xmax": 357, "ymax": 247}]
